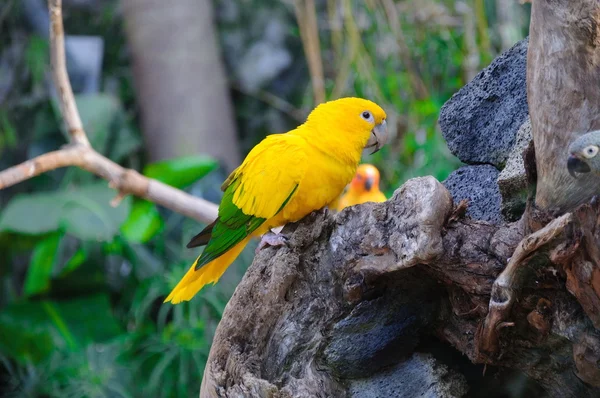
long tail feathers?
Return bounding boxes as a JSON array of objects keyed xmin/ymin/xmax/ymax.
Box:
[{"xmin": 164, "ymin": 236, "xmax": 251, "ymax": 304}]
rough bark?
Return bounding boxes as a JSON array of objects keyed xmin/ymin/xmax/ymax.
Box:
[
  {"xmin": 122, "ymin": 0, "xmax": 241, "ymax": 170},
  {"xmin": 200, "ymin": 2, "xmax": 600, "ymax": 397},
  {"xmin": 202, "ymin": 177, "xmax": 600, "ymax": 397},
  {"xmin": 528, "ymin": 0, "xmax": 600, "ymax": 212}
]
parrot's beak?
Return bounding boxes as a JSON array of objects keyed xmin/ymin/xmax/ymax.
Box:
[
  {"xmin": 366, "ymin": 120, "xmax": 388, "ymax": 154},
  {"xmin": 364, "ymin": 176, "xmax": 374, "ymax": 191},
  {"xmin": 567, "ymin": 154, "xmax": 591, "ymax": 178}
]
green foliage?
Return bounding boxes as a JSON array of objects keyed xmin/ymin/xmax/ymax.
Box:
[
  {"xmin": 0, "ymin": 295, "xmax": 121, "ymax": 365},
  {"xmin": 120, "ymin": 200, "xmax": 164, "ymax": 243},
  {"xmin": 0, "ymin": 183, "xmax": 132, "ymax": 240},
  {"xmin": 143, "ymin": 156, "xmax": 218, "ymax": 189},
  {"xmin": 25, "ymin": 35, "xmax": 48, "ymax": 87},
  {"xmin": 23, "ymin": 233, "xmax": 62, "ymax": 296},
  {"xmin": 0, "ymin": 111, "xmax": 18, "ymax": 152}
]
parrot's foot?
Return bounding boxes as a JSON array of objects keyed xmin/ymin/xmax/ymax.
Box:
[
  {"xmin": 256, "ymin": 232, "xmax": 289, "ymax": 254},
  {"xmin": 310, "ymin": 207, "xmax": 329, "ymax": 218}
]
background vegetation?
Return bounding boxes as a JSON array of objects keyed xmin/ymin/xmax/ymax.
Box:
[{"xmin": 0, "ymin": 0, "xmax": 529, "ymax": 396}]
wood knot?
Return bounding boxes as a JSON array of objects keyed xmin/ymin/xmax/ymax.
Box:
[
  {"xmin": 526, "ymin": 298, "xmax": 552, "ymax": 336},
  {"xmin": 343, "ymin": 272, "xmax": 366, "ymax": 304}
]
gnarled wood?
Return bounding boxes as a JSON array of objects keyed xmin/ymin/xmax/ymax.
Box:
[
  {"xmin": 202, "ymin": 177, "xmax": 600, "ymax": 397},
  {"xmin": 528, "ymin": 0, "xmax": 600, "ymax": 212}
]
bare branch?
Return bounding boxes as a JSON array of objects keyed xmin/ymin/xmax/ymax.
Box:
[
  {"xmin": 477, "ymin": 213, "xmax": 573, "ymax": 358},
  {"xmin": 48, "ymin": 0, "xmax": 89, "ymax": 146},
  {"xmin": 0, "ymin": 0, "xmax": 219, "ymax": 224}
]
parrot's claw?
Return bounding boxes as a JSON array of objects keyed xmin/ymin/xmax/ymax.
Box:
[
  {"xmin": 256, "ymin": 232, "xmax": 289, "ymax": 254},
  {"xmin": 310, "ymin": 207, "xmax": 329, "ymax": 218}
]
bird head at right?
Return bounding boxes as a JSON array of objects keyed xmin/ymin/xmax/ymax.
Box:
[
  {"xmin": 350, "ymin": 163, "xmax": 381, "ymax": 193},
  {"xmin": 567, "ymin": 130, "xmax": 600, "ymax": 178},
  {"xmin": 304, "ymin": 97, "xmax": 388, "ymax": 155}
]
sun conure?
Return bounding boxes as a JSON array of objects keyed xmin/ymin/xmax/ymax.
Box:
[
  {"xmin": 336, "ymin": 163, "xmax": 387, "ymax": 211},
  {"xmin": 165, "ymin": 97, "xmax": 388, "ymax": 304}
]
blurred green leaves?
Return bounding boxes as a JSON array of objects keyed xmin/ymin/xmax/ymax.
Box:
[
  {"xmin": 120, "ymin": 200, "xmax": 163, "ymax": 243},
  {"xmin": 0, "ymin": 0, "xmax": 524, "ymax": 395},
  {"xmin": 0, "ymin": 182, "xmax": 131, "ymax": 241},
  {"xmin": 143, "ymin": 155, "xmax": 218, "ymax": 189},
  {"xmin": 0, "ymin": 111, "xmax": 18, "ymax": 152},
  {"xmin": 25, "ymin": 35, "xmax": 49, "ymax": 87},
  {"xmin": 23, "ymin": 233, "xmax": 62, "ymax": 296},
  {"xmin": 0, "ymin": 294, "xmax": 121, "ymax": 365}
]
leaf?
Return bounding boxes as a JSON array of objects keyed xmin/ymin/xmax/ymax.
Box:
[
  {"xmin": 60, "ymin": 247, "xmax": 87, "ymax": 276},
  {"xmin": 0, "ymin": 183, "xmax": 131, "ymax": 241},
  {"xmin": 0, "ymin": 193, "xmax": 63, "ymax": 234},
  {"xmin": 23, "ymin": 233, "xmax": 63, "ymax": 297},
  {"xmin": 61, "ymin": 182, "xmax": 129, "ymax": 240},
  {"xmin": 143, "ymin": 156, "xmax": 217, "ymax": 189},
  {"xmin": 120, "ymin": 200, "xmax": 163, "ymax": 243},
  {"xmin": 0, "ymin": 294, "xmax": 121, "ymax": 364}
]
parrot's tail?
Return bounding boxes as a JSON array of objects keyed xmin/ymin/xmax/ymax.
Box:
[{"xmin": 164, "ymin": 236, "xmax": 252, "ymax": 304}]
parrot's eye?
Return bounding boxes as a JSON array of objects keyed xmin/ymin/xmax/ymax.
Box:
[
  {"xmin": 361, "ymin": 111, "xmax": 374, "ymax": 123},
  {"xmin": 583, "ymin": 145, "xmax": 599, "ymax": 159}
]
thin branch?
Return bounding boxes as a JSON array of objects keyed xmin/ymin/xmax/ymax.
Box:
[
  {"xmin": 477, "ymin": 213, "xmax": 572, "ymax": 357},
  {"xmin": 0, "ymin": 0, "xmax": 219, "ymax": 224},
  {"xmin": 48, "ymin": 0, "xmax": 89, "ymax": 146},
  {"xmin": 294, "ymin": 0, "xmax": 325, "ymax": 104}
]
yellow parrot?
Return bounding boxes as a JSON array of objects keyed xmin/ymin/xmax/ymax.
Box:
[
  {"xmin": 165, "ymin": 97, "xmax": 387, "ymax": 304},
  {"xmin": 336, "ymin": 163, "xmax": 387, "ymax": 211}
]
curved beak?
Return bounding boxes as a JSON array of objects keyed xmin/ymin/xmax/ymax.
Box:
[
  {"xmin": 567, "ymin": 155, "xmax": 591, "ymax": 178},
  {"xmin": 365, "ymin": 120, "xmax": 388, "ymax": 154}
]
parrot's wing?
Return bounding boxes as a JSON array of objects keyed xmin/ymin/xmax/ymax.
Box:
[
  {"xmin": 193, "ymin": 135, "xmax": 307, "ymax": 270},
  {"xmin": 186, "ymin": 220, "xmax": 216, "ymax": 248}
]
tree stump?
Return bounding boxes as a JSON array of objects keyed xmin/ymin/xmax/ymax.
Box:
[{"xmin": 200, "ymin": 1, "xmax": 600, "ymax": 397}]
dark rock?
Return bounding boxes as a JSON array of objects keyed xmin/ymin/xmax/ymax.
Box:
[
  {"xmin": 321, "ymin": 268, "xmax": 440, "ymax": 379},
  {"xmin": 439, "ymin": 38, "xmax": 529, "ymax": 168},
  {"xmin": 347, "ymin": 353, "xmax": 468, "ymax": 398},
  {"xmin": 443, "ymin": 165, "xmax": 502, "ymax": 224}
]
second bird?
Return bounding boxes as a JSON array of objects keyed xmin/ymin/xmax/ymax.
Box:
[{"xmin": 337, "ymin": 163, "xmax": 387, "ymax": 211}]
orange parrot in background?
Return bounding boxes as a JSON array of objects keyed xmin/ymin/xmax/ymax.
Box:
[{"xmin": 336, "ymin": 163, "xmax": 387, "ymax": 211}]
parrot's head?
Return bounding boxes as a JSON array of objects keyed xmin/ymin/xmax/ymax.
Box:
[
  {"xmin": 349, "ymin": 163, "xmax": 381, "ymax": 193},
  {"xmin": 304, "ymin": 97, "xmax": 388, "ymax": 155},
  {"xmin": 567, "ymin": 130, "xmax": 600, "ymax": 177}
]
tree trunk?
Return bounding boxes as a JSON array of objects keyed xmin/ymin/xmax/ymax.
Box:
[
  {"xmin": 122, "ymin": 0, "xmax": 241, "ymax": 170},
  {"xmin": 528, "ymin": 0, "xmax": 600, "ymax": 212},
  {"xmin": 200, "ymin": 176, "xmax": 600, "ymax": 397},
  {"xmin": 199, "ymin": 1, "xmax": 600, "ymax": 397}
]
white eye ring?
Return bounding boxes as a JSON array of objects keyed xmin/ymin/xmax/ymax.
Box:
[
  {"xmin": 583, "ymin": 145, "xmax": 599, "ymax": 159},
  {"xmin": 361, "ymin": 111, "xmax": 374, "ymax": 123}
]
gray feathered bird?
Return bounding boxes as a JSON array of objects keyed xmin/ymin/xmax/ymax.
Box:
[{"xmin": 567, "ymin": 130, "xmax": 600, "ymax": 177}]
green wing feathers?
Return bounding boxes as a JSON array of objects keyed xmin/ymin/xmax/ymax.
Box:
[
  {"xmin": 188, "ymin": 135, "xmax": 307, "ymax": 272},
  {"xmin": 186, "ymin": 220, "xmax": 216, "ymax": 248},
  {"xmin": 191, "ymin": 178, "xmax": 266, "ymax": 270}
]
